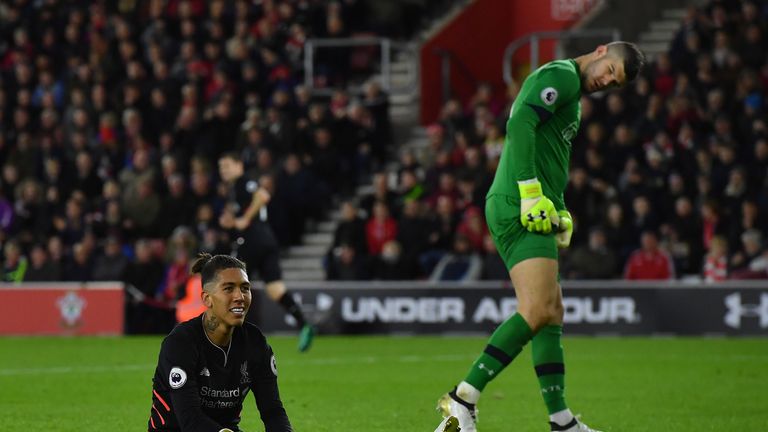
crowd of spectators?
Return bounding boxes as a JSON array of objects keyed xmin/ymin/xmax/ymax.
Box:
[
  {"xmin": 326, "ymin": 0, "xmax": 768, "ymax": 282},
  {"xmin": 2, "ymin": 0, "xmax": 767, "ymax": 304},
  {"xmin": 0, "ymin": 0, "xmax": 410, "ymax": 332}
]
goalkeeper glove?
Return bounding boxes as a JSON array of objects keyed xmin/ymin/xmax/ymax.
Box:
[
  {"xmin": 518, "ymin": 179, "xmax": 557, "ymax": 234},
  {"xmin": 553, "ymin": 210, "xmax": 573, "ymax": 249}
]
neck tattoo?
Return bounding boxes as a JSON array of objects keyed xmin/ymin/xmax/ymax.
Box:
[{"xmin": 204, "ymin": 312, "xmax": 219, "ymax": 332}]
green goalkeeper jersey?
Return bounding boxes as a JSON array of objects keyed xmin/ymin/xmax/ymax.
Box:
[{"xmin": 487, "ymin": 59, "xmax": 582, "ymax": 211}]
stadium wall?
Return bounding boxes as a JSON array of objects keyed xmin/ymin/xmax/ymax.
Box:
[
  {"xmin": 420, "ymin": 0, "xmax": 595, "ymax": 124},
  {"xmin": 5, "ymin": 281, "xmax": 766, "ymax": 337},
  {"xmin": 0, "ymin": 283, "xmax": 123, "ymax": 335},
  {"xmin": 252, "ymin": 281, "xmax": 768, "ymax": 336}
]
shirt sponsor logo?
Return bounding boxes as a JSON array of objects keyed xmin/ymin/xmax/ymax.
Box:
[
  {"xmin": 200, "ymin": 386, "xmax": 242, "ymax": 409},
  {"xmin": 200, "ymin": 386, "xmax": 240, "ymax": 398},
  {"xmin": 169, "ymin": 367, "xmax": 187, "ymax": 389},
  {"xmin": 724, "ymin": 293, "xmax": 768, "ymax": 329},
  {"xmin": 540, "ymin": 87, "xmax": 558, "ymax": 106},
  {"xmin": 200, "ymin": 399, "xmax": 238, "ymax": 409}
]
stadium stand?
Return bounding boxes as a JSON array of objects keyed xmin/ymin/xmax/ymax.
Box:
[
  {"xmin": 1, "ymin": 1, "xmax": 767, "ymax": 332},
  {"xmin": 324, "ymin": 0, "xmax": 768, "ymax": 282},
  {"xmin": 0, "ymin": 0, "xmax": 458, "ymax": 332}
]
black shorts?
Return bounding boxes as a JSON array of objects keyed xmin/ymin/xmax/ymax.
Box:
[{"xmin": 240, "ymin": 242, "xmax": 282, "ymax": 284}]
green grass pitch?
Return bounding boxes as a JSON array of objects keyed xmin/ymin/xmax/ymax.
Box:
[{"xmin": 1, "ymin": 335, "xmax": 766, "ymax": 431}]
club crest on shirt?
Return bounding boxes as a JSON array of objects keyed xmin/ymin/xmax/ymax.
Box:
[
  {"xmin": 240, "ymin": 361, "xmax": 251, "ymax": 385},
  {"xmin": 540, "ymin": 87, "xmax": 558, "ymax": 106},
  {"xmin": 561, "ymin": 121, "xmax": 578, "ymax": 142},
  {"xmin": 169, "ymin": 367, "xmax": 187, "ymax": 389}
]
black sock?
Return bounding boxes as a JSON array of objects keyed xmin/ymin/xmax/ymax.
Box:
[{"xmin": 278, "ymin": 291, "xmax": 307, "ymax": 327}]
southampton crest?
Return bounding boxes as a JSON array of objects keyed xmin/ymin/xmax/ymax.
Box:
[{"xmin": 57, "ymin": 291, "xmax": 86, "ymax": 328}]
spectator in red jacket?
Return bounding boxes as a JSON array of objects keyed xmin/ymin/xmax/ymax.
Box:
[
  {"xmin": 456, "ymin": 206, "xmax": 487, "ymax": 253},
  {"xmin": 624, "ymin": 230, "xmax": 675, "ymax": 280},
  {"xmin": 365, "ymin": 200, "xmax": 398, "ymax": 256}
]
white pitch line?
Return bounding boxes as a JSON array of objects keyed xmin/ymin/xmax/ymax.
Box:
[
  {"xmin": 0, "ymin": 353, "xmax": 477, "ymax": 376},
  {"xmin": 3, "ymin": 351, "xmax": 764, "ymax": 376},
  {"xmin": 0, "ymin": 363, "xmax": 155, "ymax": 376}
]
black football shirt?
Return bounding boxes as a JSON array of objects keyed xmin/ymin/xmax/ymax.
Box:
[
  {"xmin": 231, "ymin": 175, "xmax": 278, "ymax": 248},
  {"xmin": 148, "ymin": 314, "xmax": 292, "ymax": 431}
]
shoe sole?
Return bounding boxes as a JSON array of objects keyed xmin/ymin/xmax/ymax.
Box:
[{"xmin": 438, "ymin": 415, "xmax": 460, "ymax": 432}]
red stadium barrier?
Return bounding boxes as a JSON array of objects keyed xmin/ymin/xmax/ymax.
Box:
[{"xmin": 0, "ymin": 283, "xmax": 123, "ymax": 335}]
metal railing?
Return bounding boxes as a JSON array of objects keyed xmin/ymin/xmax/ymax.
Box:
[
  {"xmin": 502, "ymin": 28, "xmax": 621, "ymax": 85},
  {"xmin": 432, "ymin": 47, "xmax": 480, "ymax": 104},
  {"xmin": 303, "ymin": 37, "xmax": 419, "ymax": 96}
]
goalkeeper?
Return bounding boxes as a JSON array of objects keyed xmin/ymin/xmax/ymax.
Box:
[{"xmin": 434, "ymin": 42, "xmax": 645, "ymax": 432}]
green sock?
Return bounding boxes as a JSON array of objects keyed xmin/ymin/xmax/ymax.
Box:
[
  {"xmin": 464, "ymin": 313, "xmax": 533, "ymax": 391},
  {"xmin": 532, "ymin": 325, "xmax": 568, "ymax": 414}
]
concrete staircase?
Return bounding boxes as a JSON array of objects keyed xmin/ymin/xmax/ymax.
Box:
[
  {"xmin": 636, "ymin": 8, "xmax": 685, "ymax": 59},
  {"xmin": 280, "ymin": 50, "xmax": 421, "ymax": 282},
  {"xmin": 281, "ymin": 222, "xmax": 335, "ymax": 281},
  {"xmin": 280, "ymin": 4, "xmax": 471, "ymax": 282}
]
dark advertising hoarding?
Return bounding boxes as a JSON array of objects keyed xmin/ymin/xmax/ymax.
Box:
[{"xmin": 249, "ymin": 282, "xmax": 768, "ymax": 336}]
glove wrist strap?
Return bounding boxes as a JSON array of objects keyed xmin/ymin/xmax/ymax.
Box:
[{"xmin": 518, "ymin": 178, "xmax": 542, "ymax": 199}]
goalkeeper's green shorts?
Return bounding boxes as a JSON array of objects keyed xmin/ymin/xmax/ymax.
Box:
[{"xmin": 485, "ymin": 194, "xmax": 558, "ymax": 270}]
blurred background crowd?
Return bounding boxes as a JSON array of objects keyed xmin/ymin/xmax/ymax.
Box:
[
  {"xmin": 325, "ymin": 0, "xmax": 768, "ymax": 283},
  {"xmin": 0, "ymin": 0, "xmax": 766, "ymax": 322}
]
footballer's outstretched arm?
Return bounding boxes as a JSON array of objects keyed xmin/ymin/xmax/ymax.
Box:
[
  {"xmin": 252, "ymin": 343, "xmax": 292, "ymax": 432},
  {"xmin": 253, "ymin": 378, "xmax": 292, "ymax": 432}
]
